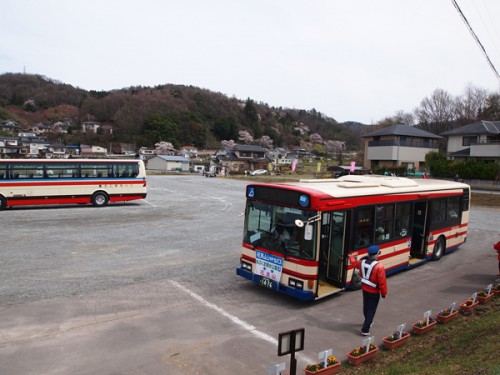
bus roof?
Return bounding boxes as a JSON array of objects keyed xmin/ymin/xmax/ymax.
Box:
[{"xmin": 248, "ymin": 175, "xmax": 470, "ymax": 210}]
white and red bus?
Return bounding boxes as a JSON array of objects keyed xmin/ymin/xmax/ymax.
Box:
[
  {"xmin": 236, "ymin": 175, "xmax": 470, "ymax": 301},
  {"xmin": 0, "ymin": 159, "xmax": 147, "ymax": 209}
]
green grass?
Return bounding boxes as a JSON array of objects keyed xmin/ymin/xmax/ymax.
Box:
[{"xmin": 339, "ymin": 298, "xmax": 500, "ymax": 374}]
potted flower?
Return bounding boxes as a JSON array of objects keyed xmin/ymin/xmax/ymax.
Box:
[
  {"xmin": 412, "ymin": 317, "xmax": 437, "ymax": 335},
  {"xmin": 476, "ymin": 289, "xmax": 494, "ymax": 304},
  {"xmin": 346, "ymin": 343, "xmax": 378, "ymax": 367},
  {"xmin": 493, "ymin": 284, "xmax": 500, "ymax": 296},
  {"xmin": 305, "ymin": 355, "xmax": 340, "ymax": 375},
  {"xmin": 382, "ymin": 330, "xmax": 410, "ymax": 350},
  {"xmin": 460, "ymin": 297, "xmax": 479, "ymax": 314},
  {"xmin": 436, "ymin": 307, "xmax": 459, "ymax": 324}
]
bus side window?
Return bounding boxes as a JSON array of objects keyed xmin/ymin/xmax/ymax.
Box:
[{"xmin": 356, "ymin": 207, "xmax": 374, "ymax": 248}]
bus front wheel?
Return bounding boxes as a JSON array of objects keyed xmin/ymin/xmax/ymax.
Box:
[
  {"xmin": 0, "ymin": 195, "xmax": 7, "ymax": 210},
  {"xmin": 432, "ymin": 236, "xmax": 445, "ymax": 261},
  {"xmin": 91, "ymin": 192, "xmax": 109, "ymax": 207}
]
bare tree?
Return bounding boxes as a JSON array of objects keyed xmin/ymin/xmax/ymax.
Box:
[
  {"xmin": 393, "ymin": 110, "xmax": 415, "ymax": 126},
  {"xmin": 414, "ymin": 89, "xmax": 455, "ymax": 133},
  {"xmin": 454, "ymin": 84, "xmax": 488, "ymax": 124}
]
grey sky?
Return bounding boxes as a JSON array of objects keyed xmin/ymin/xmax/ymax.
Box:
[{"xmin": 1, "ymin": 0, "xmax": 499, "ymax": 124}]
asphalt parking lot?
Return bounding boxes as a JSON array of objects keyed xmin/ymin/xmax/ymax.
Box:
[{"xmin": 0, "ymin": 175, "xmax": 498, "ymax": 374}]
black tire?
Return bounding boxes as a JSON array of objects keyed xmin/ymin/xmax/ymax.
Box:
[
  {"xmin": 0, "ymin": 195, "xmax": 7, "ymax": 210},
  {"xmin": 432, "ymin": 236, "xmax": 445, "ymax": 261},
  {"xmin": 91, "ymin": 191, "xmax": 109, "ymax": 207}
]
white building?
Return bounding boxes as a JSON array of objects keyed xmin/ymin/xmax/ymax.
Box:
[{"xmin": 147, "ymin": 155, "xmax": 190, "ymax": 172}]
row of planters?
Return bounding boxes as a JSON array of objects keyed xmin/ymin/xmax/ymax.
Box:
[{"xmin": 303, "ymin": 283, "xmax": 498, "ymax": 374}]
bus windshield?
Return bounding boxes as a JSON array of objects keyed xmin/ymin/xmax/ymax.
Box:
[{"xmin": 243, "ymin": 201, "xmax": 317, "ymax": 260}]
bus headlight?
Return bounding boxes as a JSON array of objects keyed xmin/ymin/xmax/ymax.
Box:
[
  {"xmin": 288, "ymin": 278, "xmax": 304, "ymax": 290},
  {"xmin": 242, "ymin": 261, "xmax": 252, "ymax": 272}
]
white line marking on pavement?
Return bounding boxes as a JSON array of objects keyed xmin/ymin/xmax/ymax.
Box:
[
  {"xmin": 169, "ymin": 280, "xmax": 277, "ymax": 345},
  {"xmin": 169, "ymin": 280, "xmax": 314, "ymax": 364}
]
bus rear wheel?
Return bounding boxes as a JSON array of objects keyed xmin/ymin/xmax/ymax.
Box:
[
  {"xmin": 432, "ymin": 236, "xmax": 445, "ymax": 261},
  {"xmin": 0, "ymin": 195, "xmax": 7, "ymax": 210},
  {"xmin": 91, "ymin": 191, "xmax": 109, "ymax": 207}
]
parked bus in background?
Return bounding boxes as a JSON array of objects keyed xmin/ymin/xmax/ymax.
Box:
[
  {"xmin": 236, "ymin": 175, "xmax": 470, "ymax": 301},
  {"xmin": 0, "ymin": 159, "xmax": 147, "ymax": 209}
]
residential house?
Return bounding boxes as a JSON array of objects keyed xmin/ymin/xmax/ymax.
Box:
[
  {"xmin": 213, "ymin": 144, "xmax": 272, "ymax": 174},
  {"xmin": 47, "ymin": 143, "xmax": 67, "ymax": 158},
  {"xmin": 80, "ymin": 144, "xmax": 107, "ymax": 156},
  {"xmin": 30, "ymin": 123, "xmax": 50, "ymax": 134},
  {"xmin": 0, "ymin": 137, "xmax": 22, "ymax": 157},
  {"xmin": 0, "ymin": 120, "xmax": 21, "ymax": 133},
  {"xmin": 179, "ymin": 146, "xmax": 198, "ymax": 159},
  {"xmin": 66, "ymin": 144, "xmax": 81, "ymax": 157},
  {"xmin": 51, "ymin": 121, "xmax": 72, "ymax": 134},
  {"xmin": 363, "ymin": 124, "xmax": 441, "ymax": 171},
  {"xmin": 147, "ymin": 155, "xmax": 190, "ymax": 171},
  {"xmin": 81, "ymin": 121, "xmax": 101, "ymax": 134},
  {"xmin": 268, "ymin": 147, "xmax": 293, "ymax": 165},
  {"xmin": 14, "ymin": 134, "xmax": 50, "ymax": 158},
  {"xmin": 139, "ymin": 147, "xmax": 156, "ymax": 161},
  {"xmin": 440, "ymin": 120, "xmax": 500, "ymax": 163}
]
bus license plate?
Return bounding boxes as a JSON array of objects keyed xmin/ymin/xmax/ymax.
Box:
[{"xmin": 259, "ymin": 277, "xmax": 273, "ymax": 289}]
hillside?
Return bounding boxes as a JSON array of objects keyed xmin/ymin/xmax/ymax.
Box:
[{"xmin": 0, "ymin": 73, "xmax": 365, "ymax": 152}]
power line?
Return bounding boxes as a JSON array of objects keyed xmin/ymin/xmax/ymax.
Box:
[{"xmin": 452, "ymin": 0, "xmax": 500, "ymax": 83}]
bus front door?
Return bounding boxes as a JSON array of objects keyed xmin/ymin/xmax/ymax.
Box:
[
  {"xmin": 411, "ymin": 201, "xmax": 428, "ymax": 258},
  {"xmin": 319, "ymin": 211, "xmax": 346, "ymax": 288}
]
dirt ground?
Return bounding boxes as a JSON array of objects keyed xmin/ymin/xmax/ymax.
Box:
[{"xmin": 471, "ymin": 192, "xmax": 500, "ymax": 207}]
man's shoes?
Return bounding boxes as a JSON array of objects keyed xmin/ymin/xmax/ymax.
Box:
[{"xmin": 361, "ymin": 330, "xmax": 370, "ymax": 336}]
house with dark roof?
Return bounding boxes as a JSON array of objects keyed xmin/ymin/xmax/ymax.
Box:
[
  {"xmin": 362, "ymin": 124, "xmax": 441, "ymax": 171},
  {"xmin": 0, "ymin": 120, "xmax": 21, "ymax": 133},
  {"xmin": 213, "ymin": 144, "xmax": 272, "ymax": 175},
  {"xmin": 440, "ymin": 120, "xmax": 500, "ymax": 162}
]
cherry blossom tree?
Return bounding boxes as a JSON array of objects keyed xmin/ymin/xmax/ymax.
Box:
[
  {"xmin": 154, "ymin": 141, "xmax": 176, "ymax": 155},
  {"xmin": 221, "ymin": 139, "xmax": 236, "ymax": 147},
  {"xmin": 238, "ymin": 130, "xmax": 253, "ymax": 144}
]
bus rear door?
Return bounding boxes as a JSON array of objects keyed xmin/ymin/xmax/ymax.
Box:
[{"xmin": 411, "ymin": 201, "xmax": 428, "ymax": 258}]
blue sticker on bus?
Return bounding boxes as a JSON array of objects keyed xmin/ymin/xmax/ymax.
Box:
[
  {"xmin": 299, "ymin": 194, "xmax": 309, "ymax": 207},
  {"xmin": 248, "ymin": 187, "xmax": 255, "ymax": 198}
]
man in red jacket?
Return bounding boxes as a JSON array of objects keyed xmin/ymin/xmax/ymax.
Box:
[
  {"xmin": 350, "ymin": 245, "xmax": 388, "ymax": 336},
  {"xmin": 494, "ymin": 239, "xmax": 500, "ymax": 276}
]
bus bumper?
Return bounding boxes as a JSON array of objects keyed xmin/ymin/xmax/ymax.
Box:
[{"xmin": 236, "ymin": 267, "xmax": 315, "ymax": 302}]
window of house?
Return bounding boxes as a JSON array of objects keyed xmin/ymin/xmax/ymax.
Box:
[{"xmin": 462, "ymin": 136, "xmax": 478, "ymax": 146}]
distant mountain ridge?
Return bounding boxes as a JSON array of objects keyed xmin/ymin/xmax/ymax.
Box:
[{"xmin": 0, "ymin": 73, "xmax": 365, "ymax": 151}]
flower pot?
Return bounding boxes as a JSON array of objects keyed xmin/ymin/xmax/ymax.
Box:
[
  {"xmin": 382, "ymin": 333, "xmax": 410, "ymax": 350},
  {"xmin": 346, "ymin": 346, "xmax": 378, "ymax": 367},
  {"xmin": 436, "ymin": 310, "xmax": 459, "ymax": 323},
  {"xmin": 412, "ymin": 320, "xmax": 437, "ymax": 335},
  {"xmin": 493, "ymin": 288, "xmax": 500, "ymax": 296},
  {"xmin": 304, "ymin": 362, "xmax": 341, "ymax": 375},
  {"xmin": 476, "ymin": 293, "xmax": 494, "ymax": 304},
  {"xmin": 460, "ymin": 300, "xmax": 479, "ymax": 314}
]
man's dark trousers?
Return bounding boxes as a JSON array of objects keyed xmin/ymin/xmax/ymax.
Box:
[{"xmin": 362, "ymin": 290, "xmax": 380, "ymax": 333}]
